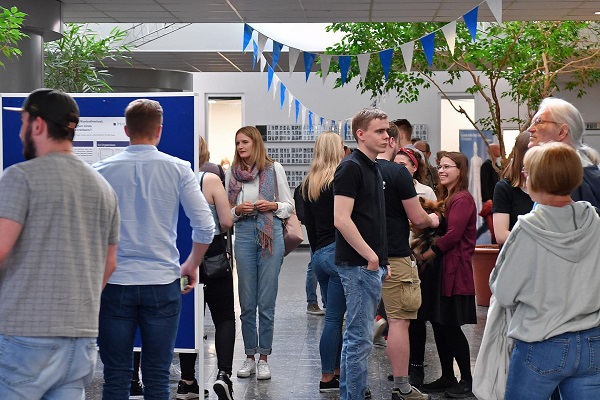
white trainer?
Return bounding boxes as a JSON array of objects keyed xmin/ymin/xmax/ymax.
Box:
[
  {"xmin": 236, "ymin": 358, "xmax": 256, "ymax": 378},
  {"xmin": 256, "ymin": 360, "xmax": 271, "ymax": 380}
]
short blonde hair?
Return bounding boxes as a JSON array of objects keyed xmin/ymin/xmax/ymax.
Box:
[
  {"xmin": 524, "ymin": 142, "xmax": 582, "ymax": 196},
  {"xmin": 198, "ymin": 136, "xmax": 210, "ymax": 167}
]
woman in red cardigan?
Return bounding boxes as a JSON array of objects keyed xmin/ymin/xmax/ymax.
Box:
[{"xmin": 415, "ymin": 151, "xmax": 477, "ymax": 398}]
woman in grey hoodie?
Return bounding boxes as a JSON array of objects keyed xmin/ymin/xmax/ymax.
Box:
[{"xmin": 490, "ymin": 142, "xmax": 600, "ymax": 400}]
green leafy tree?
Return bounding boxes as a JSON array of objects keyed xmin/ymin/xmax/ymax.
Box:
[
  {"xmin": 0, "ymin": 6, "xmax": 27, "ymax": 67},
  {"xmin": 44, "ymin": 23, "xmax": 131, "ymax": 92},
  {"xmin": 326, "ymin": 21, "xmax": 600, "ymax": 162}
]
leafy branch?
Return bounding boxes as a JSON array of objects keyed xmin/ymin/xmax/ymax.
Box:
[{"xmin": 0, "ymin": 6, "xmax": 27, "ymax": 67}]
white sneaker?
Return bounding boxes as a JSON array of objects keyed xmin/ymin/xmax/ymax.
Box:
[
  {"xmin": 373, "ymin": 335, "xmax": 387, "ymax": 347},
  {"xmin": 373, "ymin": 318, "xmax": 388, "ymax": 339},
  {"xmin": 256, "ymin": 360, "xmax": 271, "ymax": 380},
  {"xmin": 237, "ymin": 359, "xmax": 256, "ymax": 378}
]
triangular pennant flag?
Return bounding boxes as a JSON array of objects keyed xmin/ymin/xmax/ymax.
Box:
[
  {"xmin": 486, "ymin": 0, "xmax": 502, "ymax": 23},
  {"xmin": 252, "ymin": 40, "xmax": 258, "ymax": 69},
  {"xmin": 338, "ymin": 55, "xmax": 351, "ymax": 86},
  {"xmin": 441, "ymin": 21, "xmax": 457, "ymax": 56},
  {"xmin": 308, "ymin": 111, "xmax": 314, "ymax": 132},
  {"xmin": 272, "ymin": 41, "xmax": 283, "ymax": 69},
  {"xmin": 257, "ymin": 33, "xmax": 268, "ymax": 59},
  {"xmin": 320, "ymin": 54, "xmax": 332, "ymax": 84},
  {"xmin": 243, "ymin": 24, "xmax": 253, "ymax": 52},
  {"xmin": 400, "ymin": 42, "xmax": 414, "ymax": 72},
  {"xmin": 420, "ymin": 32, "xmax": 435, "ymax": 66},
  {"xmin": 295, "ymin": 99, "xmax": 300, "ymax": 123},
  {"xmin": 267, "ymin": 65, "xmax": 274, "ymax": 91},
  {"xmin": 301, "ymin": 106, "xmax": 307, "ymax": 127},
  {"xmin": 357, "ymin": 53, "xmax": 370, "ymax": 83},
  {"xmin": 378, "ymin": 49, "xmax": 394, "ymax": 81},
  {"xmin": 260, "ymin": 54, "xmax": 267, "ymax": 73},
  {"xmin": 280, "ymin": 82, "xmax": 286, "ymax": 109},
  {"xmin": 303, "ymin": 52, "xmax": 316, "ymax": 82},
  {"xmin": 272, "ymin": 74, "xmax": 280, "ymax": 100},
  {"xmin": 464, "ymin": 6, "xmax": 479, "ymax": 42},
  {"xmin": 289, "ymin": 94, "xmax": 294, "ymax": 118},
  {"xmin": 289, "ymin": 47, "xmax": 300, "ymax": 77}
]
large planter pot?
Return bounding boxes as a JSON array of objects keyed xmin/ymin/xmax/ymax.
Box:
[{"xmin": 471, "ymin": 244, "xmax": 500, "ymax": 307}]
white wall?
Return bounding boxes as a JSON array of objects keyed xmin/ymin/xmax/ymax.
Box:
[{"xmin": 194, "ymin": 70, "xmax": 600, "ymax": 155}]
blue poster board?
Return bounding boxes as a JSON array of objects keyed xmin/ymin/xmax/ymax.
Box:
[{"xmin": 1, "ymin": 93, "xmax": 200, "ymax": 351}]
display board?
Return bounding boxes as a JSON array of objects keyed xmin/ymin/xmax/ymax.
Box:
[{"xmin": 1, "ymin": 93, "xmax": 202, "ymax": 353}]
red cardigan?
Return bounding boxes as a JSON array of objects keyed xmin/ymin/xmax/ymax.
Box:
[{"xmin": 434, "ymin": 190, "xmax": 477, "ymax": 296}]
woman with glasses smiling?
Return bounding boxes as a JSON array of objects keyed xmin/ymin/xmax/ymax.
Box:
[{"xmin": 416, "ymin": 152, "xmax": 477, "ymax": 398}]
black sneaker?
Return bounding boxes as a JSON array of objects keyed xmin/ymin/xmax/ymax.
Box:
[
  {"xmin": 365, "ymin": 386, "xmax": 372, "ymax": 399},
  {"xmin": 444, "ymin": 380, "xmax": 473, "ymax": 398},
  {"xmin": 319, "ymin": 376, "xmax": 340, "ymax": 393},
  {"xmin": 213, "ymin": 370, "xmax": 234, "ymax": 400},
  {"xmin": 176, "ymin": 378, "xmax": 200, "ymax": 399},
  {"xmin": 420, "ymin": 376, "xmax": 457, "ymax": 393},
  {"xmin": 129, "ymin": 379, "xmax": 143, "ymax": 399}
]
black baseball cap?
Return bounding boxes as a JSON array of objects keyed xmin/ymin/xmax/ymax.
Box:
[{"xmin": 3, "ymin": 88, "xmax": 79, "ymax": 129}]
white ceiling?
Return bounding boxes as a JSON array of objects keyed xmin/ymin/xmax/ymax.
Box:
[
  {"xmin": 57, "ymin": 0, "xmax": 600, "ymax": 72},
  {"xmin": 61, "ymin": 0, "xmax": 600, "ymax": 23}
]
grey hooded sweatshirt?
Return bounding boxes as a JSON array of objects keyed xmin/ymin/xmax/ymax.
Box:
[{"xmin": 490, "ymin": 201, "xmax": 600, "ymax": 342}]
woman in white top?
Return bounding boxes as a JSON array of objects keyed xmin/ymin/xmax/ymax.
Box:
[
  {"xmin": 395, "ymin": 147, "xmax": 437, "ymax": 201},
  {"xmin": 225, "ymin": 126, "xmax": 294, "ymax": 381}
]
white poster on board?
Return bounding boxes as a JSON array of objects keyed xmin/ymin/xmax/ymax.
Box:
[{"xmin": 73, "ymin": 117, "xmax": 128, "ymax": 164}]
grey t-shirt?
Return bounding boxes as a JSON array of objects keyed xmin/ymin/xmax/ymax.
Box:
[{"xmin": 0, "ymin": 153, "xmax": 120, "ymax": 337}]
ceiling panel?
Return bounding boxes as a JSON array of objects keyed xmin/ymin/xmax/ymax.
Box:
[{"xmin": 53, "ymin": 0, "xmax": 600, "ymax": 72}]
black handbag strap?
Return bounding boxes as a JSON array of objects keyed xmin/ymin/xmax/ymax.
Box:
[{"xmin": 199, "ymin": 171, "xmax": 206, "ymax": 191}]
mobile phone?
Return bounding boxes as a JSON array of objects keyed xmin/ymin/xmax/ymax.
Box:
[{"xmin": 180, "ymin": 275, "xmax": 189, "ymax": 290}]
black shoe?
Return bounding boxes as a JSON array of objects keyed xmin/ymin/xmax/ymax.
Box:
[
  {"xmin": 365, "ymin": 386, "xmax": 372, "ymax": 399},
  {"xmin": 319, "ymin": 376, "xmax": 340, "ymax": 393},
  {"xmin": 205, "ymin": 389, "xmax": 209, "ymax": 398},
  {"xmin": 444, "ymin": 380, "xmax": 473, "ymax": 398},
  {"xmin": 129, "ymin": 379, "xmax": 143, "ymax": 399},
  {"xmin": 176, "ymin": 378, "xmax": 200, "ymax": 399},
  {"xmin": 409, "ymin": 364, "xmax": 425, "ymax": 387},
  {"xmin": 420, "ymin": 376, "xmax": 457, "ymax": 393},
  {"xmin": 214, "ymin": 370, "xmax": 234, "ymax": 400}
]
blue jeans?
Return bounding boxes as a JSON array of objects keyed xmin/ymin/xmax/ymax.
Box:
[
  {"xmin": 0, "ymin": 335, "xmax": 97, "ymax": 400},
  {"xmin": 505, "ymin": 326, "xmax": 600, "ymax": 400},
  {"xmin": 235, "ymin": 217, "xmax": 284, "ymax": 356},
  {"xmin": 313, "ymin": 243, "xmax": 346, "ymax": 374},
  {"xmin": 98, "ymin": 280, "xmax": 181, "ymax": 400},
  {"xmin": 306, "ymin": 249, "xmax": 326, "ymax": 307},
  {"xmin": 337, "ymin": 265, "xmax": 385, "ymax": 400}
]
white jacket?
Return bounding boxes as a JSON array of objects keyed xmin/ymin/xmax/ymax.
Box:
[{"xmin": 489, "ymin": 201, "xmax": 600, "ymax": 342}]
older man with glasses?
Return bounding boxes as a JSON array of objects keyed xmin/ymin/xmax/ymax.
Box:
[{"xmin": 528, "ymin": 97, "xmax": 600, "ymax": 207}]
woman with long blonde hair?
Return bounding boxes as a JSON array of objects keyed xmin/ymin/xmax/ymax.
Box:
[
  {"xmin": 301, "ymin": 132, "xmax": 346, "ymax": 392},
  {"xmin": 225, "ymin": 126, "xmax": 294, "ymax": 380}
]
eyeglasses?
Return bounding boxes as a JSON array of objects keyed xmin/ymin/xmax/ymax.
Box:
[
  {"xmin": 437, "ymin": 164, "xmax": 458, "ymax": 171},
  {"xmin": 530, "ymin": 117, "xmax": 560, "ymax": 127}
]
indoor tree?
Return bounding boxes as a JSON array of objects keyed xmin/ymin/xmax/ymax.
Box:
[
  {"xmin": 44, "ymin": 23, "xmax": 131, "ymax": 93},
  {"xmin": 0, "ymin": 6, "xmax": 27, "ymax": 67},
  {"xmin": 325, "ymin": 21, "xmax": 600, "ymax": 163}
]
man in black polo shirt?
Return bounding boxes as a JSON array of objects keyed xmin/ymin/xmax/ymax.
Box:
[
  {"xmin": 378, "ymin": 123, "xmax": 439, "ymax": 400},
  {"xmin": 334, "ymin": 108, "xmax": 389, "ymax": 400}
]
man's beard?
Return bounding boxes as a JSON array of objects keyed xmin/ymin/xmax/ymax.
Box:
[{"xmin": 22, "ymin": 125, "xmax": 37, "ymax": 160}]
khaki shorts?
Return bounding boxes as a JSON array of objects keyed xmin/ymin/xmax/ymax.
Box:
[{"xmin": 381, "ymin": 256, "xmax": 422, "ymax": 320}]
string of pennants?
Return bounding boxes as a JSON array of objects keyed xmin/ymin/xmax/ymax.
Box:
[{"xmin": 243, "ymin": 0, "xmax": 502, "ymax": 131}]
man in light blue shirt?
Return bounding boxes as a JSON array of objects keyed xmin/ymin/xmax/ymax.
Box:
[{"xmin": 94, "ymin": 98, "xmax": 215, "ymax": 400}]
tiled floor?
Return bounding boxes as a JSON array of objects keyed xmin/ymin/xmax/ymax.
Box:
[{"xmin": 86, "ymin": 248, "xmax": 485, "ymax": 399}]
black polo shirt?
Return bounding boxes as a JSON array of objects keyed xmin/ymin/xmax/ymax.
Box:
[
  {"xmin": 333, "ymin": 149, "xmax": 388, "ymax": 267},
  {"xmin": 378, "ymin": 159, "xmax": 418, "ymax": 257}
]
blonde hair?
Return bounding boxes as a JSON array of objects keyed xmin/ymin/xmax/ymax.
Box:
[
  {"xmin": 232, "ymin": 126, "xmax": 273, "ymax": 172},
  {"xmin": 524, "ymin": 142, "xmax": 583, "ymax": 196},
  {"xmin": 302, "ymin": 132, "xmax": 344, "ymax": 202},
  {"xmin": 198, "ymin": 136, "xmax": 209, "ymax": 167}
]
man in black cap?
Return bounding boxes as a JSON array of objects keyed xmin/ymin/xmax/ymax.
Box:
[{"xmin": 0, "ymin": 89, "xmax": 120, "ymax": 399}]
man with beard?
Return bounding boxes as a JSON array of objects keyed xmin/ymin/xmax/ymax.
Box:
[{"xmin": 0, "ymin": 89, "xmax": 120, "ymax": 399}]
